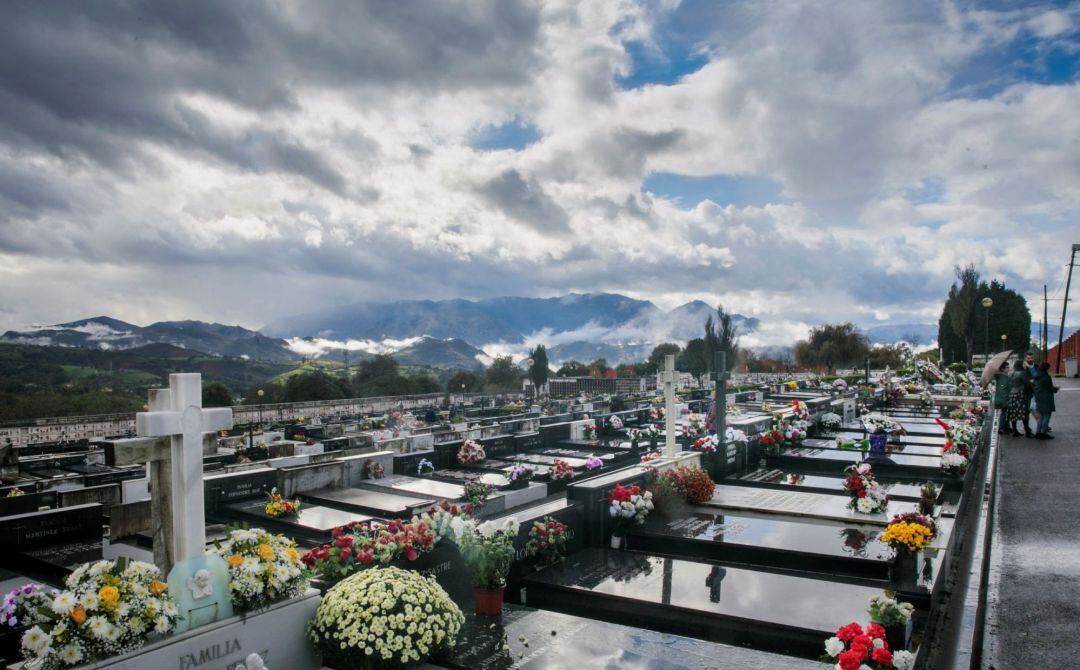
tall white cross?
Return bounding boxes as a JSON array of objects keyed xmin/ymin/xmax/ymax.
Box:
[
  {"xmin": 661, "ymin": 354, "xmax": 678, "ymax": 457},
  {"xmin": 136, "ymin": 373, "xmax": 232, "ymax": 564}
]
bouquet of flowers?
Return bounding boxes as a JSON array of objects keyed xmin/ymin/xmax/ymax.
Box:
[
  {"xmin": 416, "ymin": 458, "xmax": 435, "ymax": 476},
  {"xmin": 822, "ymin": 622, "xmax": 915, "ymax": 670},
  {"xmin": 941, "ymin": 450, "xmax": 969, "ymax": 475},
  {"xmin": 302, "ymin": 515, "xmax": 439, "ymax": 578},
  {"xmin": 582, "ymin": 421, "xmax": 598, "ymax": 440},
  {"xmin": 362, "ymin": 459, "xmax": 385, "ymax": 480},
  {"xmin": 725, "ymin": 426, "xmax": 748, "ymax": 443},
  {"xmin": 862, "ymin": 413, "xmax": 901, "ymax": 434},
  {"xmin": 584, "ymin": 455, "xmax": 604, "ymax": 471},
  {"xmin": 691, "ymin": 434, "xmax": 719, "ymax": 453},
  {"xmin": 656, "ymin": 466, "xmax": 716, "ymax": 505},
  {"xmin": 820, "ymin": 412, "xmax": 843, "ymax": 433},
  {"xmin": 881, "ymin": 519, "xmax": 934, "ymax": 554},
  {"xmin": 525, "ymin": 517, "xmax": 568, "ymax": 567},
  {"xmin": 453, "ymin": 517, "xmax": 519, "ymax": 590},
  {"xmin": 264, "ymin": 487, "xmax": 300, "ymax": 518},
  {"xmin": 843, "ymin": 463, "xmax": 889, "ymax": 514},
  {"xmin": 784, "ymin": 418, "xmax": 809, "ymax": 444},
  {"xmin": 215, "ymin": 527, "xmax": 308, "ymax": 611},
  {"xmin": 608, "ymin": 415, "xmax": 624, "ymax": 431},
  {"xmin": 784, "ymin": 380, "xmax": 798, "ymax": 391},
  {"xmin": 627, "ymin": 428, "xmax": 641, "ymax": 450},
  {"xmin": 5, "ymin": 487, "xmax": 25, "ymax": 498},
  {"xmin": 681, "ymin": 415, "xmax": 705, "ymax": 438},
  {"xmin": 917, "ymin": 359, "xmax": 945, "ymax": 384},
  {"xmin": 550, "ymin": 459, "xmax": 574, "ymax": 481},
  {"xmin": 935, "ymin": 418, "xmax": 976, "ymax": 452},
  {"xmin": 507, "ymin": 462, "xmax": 535, "ymax": 484},
  {"xmin": 456, "ymin": 439, "xmax": 486, "ymax": 465},
  {"xmin": 888, "ymin": 512, "xmax": 937, "ymax": 540},
  {"xmin": 644, "ymin": 424, "xmax": 660, "ymax": 441},
  {"xmin": 758, "ymin": 427, "xmax": 785, "ymax": 452},
  {"xmin": 308, "ymin": 566, "xmax": 464, "ymax": 670},
  {"xmin": 1, "ymin": 583, "xmax": 54, "ymax": 629},
  {"xmin": 832, "ymin": 379, "xmax": 849, "ymax": 391},
  {"xmin": 21, "ymin": 559, "xmax": 178, "ymax": 669},
  {"xmin": 640, "ymin": 451, "xmax": 663, "ymax": 463},
  {"xmin": 608, "ymin": 484, "xmax": 654, "ymax": 536},
  {"xmin": 463, "ymin": 477, "xmax": 495, "ymax": 506},
  {"xmin": 868, "ymin": 594, "xmax": 914, "ymax": 628}
]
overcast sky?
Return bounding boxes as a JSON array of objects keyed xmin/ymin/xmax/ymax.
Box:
[{"xmin": 0, "ymin": 0, "xmax": 1077, "ymax": 343}]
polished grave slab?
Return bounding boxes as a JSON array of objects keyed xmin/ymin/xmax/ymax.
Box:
[
  {"xmin": 626, "ymin": 510, "xmax": 892, "ymax": 580},
  {"xmin": 735, "ymin": 468, "xmax": 929, "ymax": 502},
  {"xmin": 222, "ymin": 498, "xmax": 374, "ymax": 543},
  {"xmin": 803, "ymin": 437, "xmax": 942, "ymax": 457},
  {"xmin": 358, "ymin": 474, "xmax": 466, "ymax": 500},
  {"xmin": 521, "ymin": 548, "xmax": 884, "ymax": 658},
  {"xmin": 703, "ymin": 485, "xmax": 909, "ymax": 527},
  {"xmin": 300, "ymin": 486, "xmax": 434, "ymax": 518},
  {"xmin": 434, "ymin": 604, "xmax": 821, "ymax": 670},
  {"xmin": 767, "ymin": 446, "xmax": 944, "ymax": 479}
]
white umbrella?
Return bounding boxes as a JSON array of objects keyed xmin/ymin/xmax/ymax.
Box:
[{"xmin": 980, "ymin": 350, "xmax": 1013, "ymax": 388}]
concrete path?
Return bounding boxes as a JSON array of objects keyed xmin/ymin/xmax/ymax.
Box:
[{"xmin": 985, "ymin": 376, "xmax": 1080, "ymax": 669}]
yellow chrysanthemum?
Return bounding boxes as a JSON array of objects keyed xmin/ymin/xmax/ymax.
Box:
[{"xmin": 98, "ymin": 586, "xmax": 119, "ymax": 604}]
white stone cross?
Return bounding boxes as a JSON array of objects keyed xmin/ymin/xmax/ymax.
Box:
[
  {"xmin": 136, "ymin": 373, "xmax": 232, "ymax": 564},
  {"xmin": 661, "ymin": 354, "xmax": 678, "ymax": 457}
]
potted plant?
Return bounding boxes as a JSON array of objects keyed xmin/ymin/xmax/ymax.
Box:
[
  {"xmin": 917, "ymin": 482, "xmax": 937, "ymax": 516},
  {"xmin": 868, "ymin": 593, "xmax": 915, "ymax": 653},
  {"xmin": 525, "ymin": 517, "xmax": 569, "ymax": 569},
  {"xmin": 506, "ymin": 462, "xmax": 535, "ymax": 489},
  {"xmin": 607, "ymin": 483, "xmax": 654, "ymax": 549},
  {"xmin": 463, "ymin": 478, "xmax": 495, "ymax": 508},
  {"xmin": 881, "ymin": 517, "xmax": 934, "ymax": 587},
  {"xmin": 308, "ymin": 566, "xmax": 464, "ymax": 669},
  {"xmin": 453, "ymin": 517, "xmax": 519, "ymax": 615}
]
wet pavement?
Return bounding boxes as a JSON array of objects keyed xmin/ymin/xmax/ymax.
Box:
[{"xmin": 985, "ymin": 376, "xmax": 1080, "ymax": 669}]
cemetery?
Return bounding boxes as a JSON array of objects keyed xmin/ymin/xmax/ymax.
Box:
[{"xmin": 0, "ymin": 356, "xmax": 1001, "ymax": 670}]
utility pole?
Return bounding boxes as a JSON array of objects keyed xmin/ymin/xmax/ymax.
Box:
[
  {"xmin": 1055, "ymin": 244, "xmax": 1079, "ymax": 374},
  {"xmin": 1043, "ymin": 285, "xmax": 1049, "ymax": 362}
]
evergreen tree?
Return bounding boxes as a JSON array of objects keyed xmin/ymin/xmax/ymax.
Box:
[
  {"xmin": 528, "ymin": 345, "xmax": 549, "ymax": 396},
  {"xmin": 794, "ymin": 323, "xmax": 870, "ymax": 373},
  {"xmin": 201, "ymin": 381, "xmax": 234, "ymax": 407}
]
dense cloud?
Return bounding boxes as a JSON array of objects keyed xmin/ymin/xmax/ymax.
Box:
[{"xmin": 0, "ymin": 0, "xmax": 1077, "ymax": 344}]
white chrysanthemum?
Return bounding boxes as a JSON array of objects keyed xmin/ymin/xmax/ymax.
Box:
[
  {"xmin": 59, "ymin": 643, "xmax": 84, "ymax": 665},
  {"xmin": 87, "ymin": 616, "xmax": 109, "ymax": 639},
  {"xmin": 21, "ymin": 625, "xmax": 49, "ymax": 654},
  {"xmin": 892, "ymin": 650, "xmax": 915, "ymax": 670},
  {"xmin": 51, "ymin": 592, "xmax": 76, "ymax": 614}
]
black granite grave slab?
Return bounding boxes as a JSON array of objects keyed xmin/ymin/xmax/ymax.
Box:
[
  {"xmin": 203, "ymin": 468, "xmax": 277, "ymax": 513},
  {"xmin": 566, "ymin": 465, "xmax": 654, "ymax": 547},
  {"xmin": 626, "ymin": 510, "xmax": 892, "ymax": 580},
  {"xmin": 441, "ymin": 604, "xmax": 822, "ymax": 670},
  {"xmin": 358, "ymin": 474, "xmax": 466, "ymax": 501},
  {"xmin": 802, "ymin": 437, "xmax": 942, "ymax": 457},
  {"xmin": 300, "ymin": 486, "xmax": 435, "ymax": 518},
  {"xmin": 486, "ymin": 498, "xmax": 585, "ymax": 598},
  {"xmin": 0, "ymin": 504, "xmax": 104, "ymax": 584},
  {"xmin": 221, "ymin": 498, "xmax": 373, "ymax": 544},
  {"xmin": 522, "ymin": 548, "xmax": 884, "ymax": 658},
  {"xmin": 833, "ymin": 430, "xmax": 946, "ymax": 448},
  {"xmin": 513, "ymin": 432, "xmax": 543, "ymax": 452},
  {"xmin": 393, "ymin": 449, "xmax": 437, "ymax": 477},
  {"xmin": 0, "ymin": 489, "xmax": 57, "ymax": 516},
  {"xmin": 735, "ymin": 468, "xmax": 929, "ymax": 502},
  {"xmin": 767, "ymin": 447, "xmax": 945, "ymax": 481}
]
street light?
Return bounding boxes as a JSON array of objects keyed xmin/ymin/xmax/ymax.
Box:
[
  {"xmin": 981, "ymin": 297, "xmax": 993, "ymax": 361},
  {"xmin": 257, "ymin": 389, "xmax": 264, "ymax": 427},
  {"xmin": 1000, "ymin": 333, "xmax": 1007, "ymax": 353}
]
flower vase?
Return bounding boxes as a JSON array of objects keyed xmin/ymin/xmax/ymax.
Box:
[
  {"xmin": 884, "ymin": 620, "xmax": 912, "ymax": 653},
  {"xmin": 610, "ymin": 534, "xmax": 624, "ymax": 550},
  {"xmin": 473, "ymin": 587, "xmax": 505, "ymax": 616},
  {"xmin": 890, "ymin": 550, "xmax": 919, "ymax": 589},
  {"xmin": 868, "ymin": 432, "xmax": 888, "ymax": 460}
]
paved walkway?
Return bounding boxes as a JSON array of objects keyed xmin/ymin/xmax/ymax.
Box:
[{"xmin": 986, "ymin": 376, "xmax": 1080, "ymax": 669}]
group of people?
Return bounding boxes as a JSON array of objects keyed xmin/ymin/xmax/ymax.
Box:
[{"xmin": 993, "ymin": 352, "xmax": 1059, "ymax": 439}]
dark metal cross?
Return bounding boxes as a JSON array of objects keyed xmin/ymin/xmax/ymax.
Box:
[{"xmin": 712, "ymin": 351, "xmax": 728, "ymax": 440}]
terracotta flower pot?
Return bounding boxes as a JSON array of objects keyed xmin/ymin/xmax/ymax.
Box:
[{"xmin": 473, "ymin": 587, "xmax": 504, "ymax": 616}]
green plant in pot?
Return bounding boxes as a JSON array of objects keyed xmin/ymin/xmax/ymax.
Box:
[{"xmin": 452, "ymin": 516, "xmax": 519, "ymax": 615}]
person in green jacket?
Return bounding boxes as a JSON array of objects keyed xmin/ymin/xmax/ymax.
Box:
[
  {"xmin": 1032, "ymin": 361, "xmax": 1058, "ymax": 440},
  {"xmin": 993, "ymin": 361, "xmax": 1012, "ymax": 434}
]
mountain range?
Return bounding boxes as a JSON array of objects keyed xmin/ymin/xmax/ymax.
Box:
[{"xmin": 19, "ymin": 293, "xmax": 1058, "ymax": 369}]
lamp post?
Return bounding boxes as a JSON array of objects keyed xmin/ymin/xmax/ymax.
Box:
[
  {"xmin": 257, "ymin": 389, "xmax": 264, "ymax": 427},
  {"xmin": 1000, "ymin": 333, "xmax": 1007, "ymax": 353},
  {"xmin": 981, "ymin": 297, "xmax": 993, "ymax": 362}
]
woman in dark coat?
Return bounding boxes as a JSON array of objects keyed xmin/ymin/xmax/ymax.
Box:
[
  {"xmin": 993, "ymin": 361, "xmax": 1011, "ymax": 434},
  {"xmin": 1032, "ymin": 362, "xmax": 1058, "ymax": 439},
  {"xmin": 1005, "ymin": 363, "xmax": 1033, "ymax": 437}
]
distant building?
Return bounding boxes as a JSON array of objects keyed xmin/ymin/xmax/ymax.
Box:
[
  {"xmin": 1047, "ymin": 329, "xmax": 1079, "ymax": 376},
  {"xmin": 546, "ymin": 376, "xmax": 657, "ymax": 398}
]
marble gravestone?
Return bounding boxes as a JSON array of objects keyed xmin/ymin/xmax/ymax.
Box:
[{"xmin": 131, "ymin": 374, "xmax": 234, "ymax": 633}]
